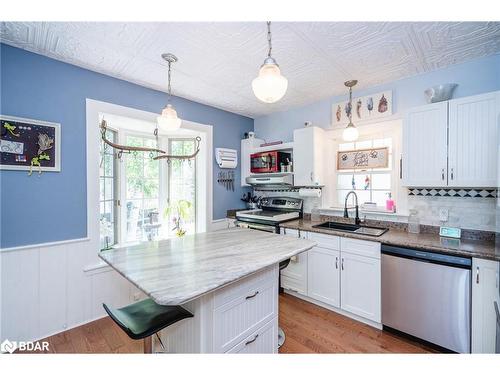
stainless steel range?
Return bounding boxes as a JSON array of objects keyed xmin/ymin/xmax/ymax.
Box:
[{"xmin": 236, "ymin": 197, "xmax": 303, "ymax": 233}]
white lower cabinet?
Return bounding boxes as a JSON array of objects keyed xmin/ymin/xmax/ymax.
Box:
[
  {"xmin": 214, "ymin": 276, "xmax": 277, "ymax": 353},
  {"xmin": 340, "ymin": 251, "xmax": 381, "ymax": 323},
  {"xmin": 226, "ymin": 318, "xmax": 278, "ymax": 353},
  {"xmin": 472, "ymin": 258, "xmax": 500, "ymax": 353},
  {"xmin": 280, "ymin": 228, "xmax": 308, "ymax": 296},
  {"xmin": 284, "ymin": 230, "xmax": 382, "ymax": 326},
  {"xmin": 307, "ymin": 246, "xmax": 340, "ymax": 308}
]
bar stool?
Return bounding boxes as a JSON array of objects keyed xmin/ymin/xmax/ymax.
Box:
[{"xmin": 103, "ymin": 298, "xmax": 193, "ymax": 354}]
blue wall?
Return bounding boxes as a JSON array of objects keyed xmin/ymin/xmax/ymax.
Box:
[
  {"xmin": 0, "ymin": 44, "xmax": 253, "ymax": 248},
  {"xmin": 255, "ymin": 53, "xmax": 500, "ymax": 142}
]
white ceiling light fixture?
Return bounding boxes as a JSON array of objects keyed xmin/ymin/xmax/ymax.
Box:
[
  {"xmin": 342, "ymin": 80, "xmax": 359, "ymax": 142},
  {"xmin": 157, "ymin": 53, "xmax": 182, "ymax": 131},
  {"xmin": 252, "ymin": 21, "xmax": 288, "ymax": 104}
]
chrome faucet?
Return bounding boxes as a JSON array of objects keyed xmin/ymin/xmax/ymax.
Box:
[{"xmin": 344, "ymin": 190, "xmax": 361, "ymax": 225}]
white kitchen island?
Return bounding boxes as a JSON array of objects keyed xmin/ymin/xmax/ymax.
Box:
[{"xmin": 99, "ymin": 228, "xmax": 315, "ymax": 353}]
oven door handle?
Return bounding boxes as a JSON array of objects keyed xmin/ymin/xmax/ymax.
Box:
[{"xmin": 236, "ymin": 221, "xmax": 276, "ymax": 233}]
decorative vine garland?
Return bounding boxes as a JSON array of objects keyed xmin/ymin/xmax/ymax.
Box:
[{"xmin": 99, "ymin": 119, "xmax": 201, "ymax": 162}]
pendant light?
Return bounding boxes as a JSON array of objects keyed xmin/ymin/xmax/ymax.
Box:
[
  {"xmin": 342, "ymin": 80, "xmax": 359, "ymax": 142},
  {"xmin": 252, "ymin": 21, "xmax": 288, "ymax": 103},
  {"xmin": 157, "ymin": 53, "xmax": 182, "ymax": 131}
]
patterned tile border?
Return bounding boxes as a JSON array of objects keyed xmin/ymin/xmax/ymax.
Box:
[{"xmin": 408, "ymin": 188, "xmax": 497, "ymax": 198}]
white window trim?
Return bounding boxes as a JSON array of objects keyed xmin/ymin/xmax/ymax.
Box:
[
  {"xmin": 86, "ymin": 99, "xmax": 213, "ymax": 256},
  {"xmin": 99, "ymin": 125, "xmax": 119, "ymax": 248}
]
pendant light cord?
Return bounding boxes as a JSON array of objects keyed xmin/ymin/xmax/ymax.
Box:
[
  {"xmin": 167, "ymin": 60, "xmax": 172, "ymax": 102},
  {"xmin": 267, "ymin": 21, "xmax": 272, "ymax": 57},
  {"xmin": 348, "ymin": 86, "xmax": 353, "ymax": 122}
]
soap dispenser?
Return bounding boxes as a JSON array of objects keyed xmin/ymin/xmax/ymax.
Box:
[{"xmin": 385, "ymin": 193, "xmax": 395, "ymax": 212}]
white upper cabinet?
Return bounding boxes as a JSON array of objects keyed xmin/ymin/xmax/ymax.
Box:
[
  {"xmin": 402, "ymin": 101, "xmax": 449, "ymax": 187},
  {"xmin": 448, "ymin": 92, "xmax": 500, "ymax": 187},
  {"xmin": 402, "ymin": 90, "xmax": 499, "ymax": 188},
  {"xmin": 293, "ymin": 126, "xmax": 325, "ymax": 186}
]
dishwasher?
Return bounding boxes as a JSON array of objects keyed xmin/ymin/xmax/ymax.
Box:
[{"xmin": 381, "ymin": 244, "xmax": 471, "ymax": 353}]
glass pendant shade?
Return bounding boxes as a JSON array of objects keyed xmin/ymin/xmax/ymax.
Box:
[
  {"xmin": 252, "ymin": 61, "xmax": 288, "ymax": 103},
  {"xmin": 342, "ymin": 122, "xmax": 359, "ymax": 142},
  {"xmin": 157, "ymin": 103, "xmax": 182, "ymax": 131}
]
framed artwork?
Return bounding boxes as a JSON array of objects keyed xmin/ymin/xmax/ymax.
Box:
[
  {"xmin": 337, "ymin": 147, "xmax": 389, "ymax": 170},
  {"xmin": 0, "ymin": 115, "xmax": 61, "ymax": 173},
  {"xmin": 332, "ymin": 90, "xmax": 393, "ymax": 127}
]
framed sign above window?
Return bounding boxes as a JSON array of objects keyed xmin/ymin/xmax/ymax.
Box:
[{"xmin": 337, "ymin": 147, "xmax": 389, "ymax": 170}]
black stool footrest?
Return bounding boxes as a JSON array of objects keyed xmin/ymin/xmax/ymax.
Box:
[{"xmin": 103, "ymin": 298, "xmax": 193, "ymax": 340}]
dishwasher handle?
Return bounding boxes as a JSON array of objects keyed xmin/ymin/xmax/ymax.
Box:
[{"xmin": 381, "ymin": 244, "xmax": 471, "ymax": 269}]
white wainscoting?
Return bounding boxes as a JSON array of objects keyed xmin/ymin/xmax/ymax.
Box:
[{"xmin": 0, "ymin": 219, "xmax": 233, "ymax": 343}]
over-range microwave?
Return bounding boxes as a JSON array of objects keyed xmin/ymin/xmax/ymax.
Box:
[{"xmin": 250, "ymin": 151, "xmax": 289, "ymax": 173}]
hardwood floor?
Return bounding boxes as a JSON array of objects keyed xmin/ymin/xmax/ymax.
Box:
[
  {"xmin": 19, "ymin": 317, "xmax": 143, "ymax": 354},
  {"xmin": 278, "ymin": 294, "xmax": 435, "ymax": 354},
  {"xmin": 20, "ymin": 294, "xmax": 435, "ymax": 354}
]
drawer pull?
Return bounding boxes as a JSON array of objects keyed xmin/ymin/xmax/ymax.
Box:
[
  {"xmin": 245, "ymin": 291, "xmax": 259, "ymax": 299},
  {"xmin": 341, "ymin": 258, "xmax": 344, "ymax": 270},
  {"xmin": 335, "ymin": 256, "xmax": 338, "ymax": 269},
  {"xmin": 245, "ymin": 334, "xmax": 259, "ymax": 345}
]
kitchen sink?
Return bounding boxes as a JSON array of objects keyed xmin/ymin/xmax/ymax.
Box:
[{"xmin": 312, "ymin": 221, "xmax": 388, "ymax": 237}]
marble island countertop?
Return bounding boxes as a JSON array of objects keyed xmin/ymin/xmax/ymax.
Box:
[
  {"xmin": 99, "ymin": 228, "xmax": 315, "ymax": 305},
  {"xmin": 280, "ymin": 219, "xmax": 500, "ymax": 261}
]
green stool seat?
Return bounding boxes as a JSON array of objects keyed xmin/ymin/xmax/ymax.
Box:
[{"xmin": 103, "ymin": 298, "xmax": 193, "ymax": 352}]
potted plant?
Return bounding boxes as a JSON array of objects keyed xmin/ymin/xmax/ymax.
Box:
[
  {"xmin": 164, "ymin": 199, "xmax": 193, "ymax": 237},
  {"xmin": 100, "ymin": 217, "xmax": 113, "ymax": 250}
]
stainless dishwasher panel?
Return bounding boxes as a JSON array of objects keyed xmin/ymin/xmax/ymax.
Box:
[{"xmin": 382, "ymin": 248, "xmax": 471, "ymax": 353}]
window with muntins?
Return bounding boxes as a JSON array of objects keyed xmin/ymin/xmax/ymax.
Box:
[
  {"xmin": 124, "ymin": 135, "xmax": 160, "ymax": 242},
  {"xmin": 337, "ymin": 137, "xmax": 393, "ymax": 209},
  {"xmin": 168, "ymin": 138, "xmax": 197, "ymax": 235}
]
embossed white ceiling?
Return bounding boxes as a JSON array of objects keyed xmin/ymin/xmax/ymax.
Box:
[{"xmin": 2, "ymin": 22, "xmax": 500, "ymax": 118}]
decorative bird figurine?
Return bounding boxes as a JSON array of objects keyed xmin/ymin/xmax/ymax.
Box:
[
  {"xmin": 336, "ymin": 105, "xmax": 342, "ymax": 122},
  {"xmin": 378, "ymin": 94, "xmax": 388, "ymax": 113},
  {"xmin": 367, "ymin": 97, "xmax": 374, "ymax": 115}
]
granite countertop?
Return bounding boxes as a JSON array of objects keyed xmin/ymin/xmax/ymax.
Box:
[
  {"xmin": 280, "ymin": 219, "xmax": 500, "ymax": 261},
  {"xmin": 99, "ymin": 228, "xmax": 315, "ymax": 305}
]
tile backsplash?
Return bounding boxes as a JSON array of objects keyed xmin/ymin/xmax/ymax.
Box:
[
  {"xmin": 407, "ymin": 195, "xmax": 496, "ymax": 231},
  {"xmin": 255, "ymin": 188, "xmax": 498, "ymax": 232}
]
